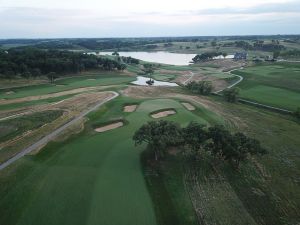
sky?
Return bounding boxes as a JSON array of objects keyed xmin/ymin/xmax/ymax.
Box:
[{"xmin": 0, "ymin": 0, "xmax": 299, "ymax": 38}]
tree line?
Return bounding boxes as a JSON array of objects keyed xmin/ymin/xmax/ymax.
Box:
[
  {"xmin": 133, "ymin": 120, "xmax": 267, "ymax": 169},
  {"xmin": 192, "ymin": 52, "xmax": 227, "ymax": 62},
  {"xmin": 0, "ymin": 48, "xmax": 128, "ymax": 80}
]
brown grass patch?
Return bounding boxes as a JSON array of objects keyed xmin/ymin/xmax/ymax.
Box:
[{"xmin": 95, "ymin": 122, "xmax": 124, "ymax": 132}]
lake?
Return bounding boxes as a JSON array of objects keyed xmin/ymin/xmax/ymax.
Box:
[
  {"xmin": 89, "ymin": 51, "xmax": 196, "ymax": 65},
  {"xmin": 131, "ymin": 76, "xmax": 178, "ymax": 87}
]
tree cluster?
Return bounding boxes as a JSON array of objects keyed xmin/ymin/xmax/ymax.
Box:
[
  {"xmin": 121, "ymin": 56, "xmax": 140, "ymax": 64},
  {"xmin": 192, "ymin": 52, "xmax": 225, "ymax": 62},
  {"xmin": 133, "ymin": 121, "xmax": 267, "ymax": 169},
  {"xmin": 186, "ymin": 81, "xmax": 212, "ymax": 95},
  {"xmin": 0, "ymin": 48, "xmax": 127, "ymax": 79}
]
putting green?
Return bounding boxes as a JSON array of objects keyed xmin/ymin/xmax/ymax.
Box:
[{"xmin": 0, "ymin": 98, "xmax": 219, "ymax": 225}]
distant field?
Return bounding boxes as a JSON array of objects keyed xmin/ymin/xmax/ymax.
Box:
[{"xmin": 233, "ymin": 62, "xmax": 300, "ymax": 110}]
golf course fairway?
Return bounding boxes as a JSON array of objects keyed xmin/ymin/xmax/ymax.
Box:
[{"xmin": 0, "ymin": 97, "xmax": 220, "ymax": 225}]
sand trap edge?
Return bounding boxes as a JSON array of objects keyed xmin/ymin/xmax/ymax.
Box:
[
  {"xmin": 150, "ymin": 108, "xmax": 177, "ymax": 119},
  {"xmin": 123, "ymin": 104, "xmax": 138, "ymax": 112},
  {"xmin": 94, "ymin": 121, "xmax": 124, "ymax": 133}
]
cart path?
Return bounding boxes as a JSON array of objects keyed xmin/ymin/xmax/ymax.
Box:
[{"xmin": 0, "ymin": 91, "xmax": 119, "ymax": 171}]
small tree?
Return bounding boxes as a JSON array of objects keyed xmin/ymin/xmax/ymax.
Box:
[
  {"xmin": 293, "ymin": 107, "xmax": 300, "ymax": 119},
  {"xmin": 47, "ymin": 72, "xmax": 59, "ymax": 83},
  {"xmin": 273, "ymin": 51, "xmax": 280, "ymax": 59},
  {"xmin": 206, "ymin": 125, "xmax": 233, "ymax": 160},
  {"xmin": 222, "ymin": 52, "xmax": 228, "ymax": 58},
  {"xmin": 223, "ymin": 87, "xmax": 240, "ymax": 103},
  {"xmin": 225, "ymin": 132, "xmax": 267, "ymax": 169},
  {"xmin": 183, "ymin": 122, "xmax": 208, "ymax": 157},
  {"xmin": 133, "ymin": 121, "xmax": 182, "ymax": 160}
]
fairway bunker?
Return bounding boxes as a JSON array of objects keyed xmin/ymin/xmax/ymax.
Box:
[
  {"xmin": 94, "ymin": 121, "xmax": 124, "ymax": 133},
  {"xmin": 123, "ymin": 104, "xmax": 138, "ymax": 112},
  {"xmin": 182, "ymin": 102, "xmax": 195, "ymax": 111},
  {"xmin": 151, "ymin": 109, "xmax": 176, "ymax": 118}
]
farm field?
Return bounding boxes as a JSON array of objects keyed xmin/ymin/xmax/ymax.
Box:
[{"xmin": 233, "ymin": 62, "xmax": 300, "ymax": 110}]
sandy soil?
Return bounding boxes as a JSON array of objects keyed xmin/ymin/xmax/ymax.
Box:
[
  {"xmin": 5, "ymin": 91, "xmax": 14, "ymax": 95},
  {"xmin": 182, "ymin": 102, "xmax": 195, "ymax": 111},
  {"xmin": 151, "ymin": 110, "xmax": 176, "ymax": 118},
  {"xmin": 124, "ymin": 105, "xmax": 137, "ymax": 112},
  {"xmin": 95, "ymin": 122, "xmax": 124, "ymax": 132}
]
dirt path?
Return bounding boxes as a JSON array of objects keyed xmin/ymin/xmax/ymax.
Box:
[
  {"xmin": 0, "ymin": 91, "xmax": 119, "ymax": 171},
  {"xmin": 183, "ymin": 72, "xmax": 195, "ymax": 85},
  {"xmin": 214, "ymin": 68, "xmax": 244, "ymax": 94}
]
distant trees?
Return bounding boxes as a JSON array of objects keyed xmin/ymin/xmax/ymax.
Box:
[
  {"xmin": 192, "ymin": 52, "xmax": 225, "ymax": 62},
  {"xmin": 0, "ymin": 48, "xmax": 127, "ymax": 79},
  {"xmin": 133, "ymin": 121, "xmax": 267, "ymax": 169},
  {"xmin": 186, "ymin": 81, "xmax": 212, "ymax": 95},
  {"xmin": 223, "ymin": 88, "xmax": 240, "ymax": 102}
]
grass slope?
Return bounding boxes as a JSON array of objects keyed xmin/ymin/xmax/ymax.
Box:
[
  {"xmin": 0, "ymin": 74, "xmax": 134, "ymax": 100},
  {"xmin": 233, "ymin": 62, "xmax": 300, "ymax": 110}
]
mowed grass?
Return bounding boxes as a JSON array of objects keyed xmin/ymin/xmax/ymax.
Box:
[
  {"xmin": 0, "ymin": 97, "xmax": 213, "ymax": 225},
  {"xmin": 0, "ymin": 73, "xmax": 135, "ymax": 100},
  {"xmin": 233, "ymin": 62, "xmax": 300, "ymax": 110}
]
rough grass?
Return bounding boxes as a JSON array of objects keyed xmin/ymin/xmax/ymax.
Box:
[
  {"xmin": 142, "ymin": 96, "xmax": 300, "ymax": 225},
  {"xmin": 0, "ymin": 110, "xmax": 63, "ymax": 143},
  {"xmin": 233, "ymin": 62, "xmax": 300, "ymax": 110}
]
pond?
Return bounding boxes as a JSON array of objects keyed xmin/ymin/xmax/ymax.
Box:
[
  {"xmin": 89, "ymin": 51, "xmax": 196, "ymax": 65},
  {"xmin": 131, "ymin": 76, "xmax": 178, "ymax": 87}
]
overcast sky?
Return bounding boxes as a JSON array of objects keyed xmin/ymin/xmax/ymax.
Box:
[{"xmin": 0, "ymin": 0, "xmax": 299, "ymax": 38}]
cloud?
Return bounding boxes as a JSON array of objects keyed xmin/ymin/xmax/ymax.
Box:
[{"xmin": 0, "ymin": 0, "xmax": 299, "ymax": 38}]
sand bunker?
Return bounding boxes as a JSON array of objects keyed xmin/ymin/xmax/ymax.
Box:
[
  {"xmin": 94, "ymin": 122, "xmax": 124, "ymax": 133},
  {"xmin": 123, "ymin": 105, "xmax": 137, "ymax": 112},
  {"xmin": 5, "ymin": 91, "xmax": 14, "ymax": 95},
  {"xmin": 182, "ymin": 102, "xmax": 195, "ymax": 111},
  {"xmin": 151, "ymin": 110, "xmax": 176, "ymax": 119}
]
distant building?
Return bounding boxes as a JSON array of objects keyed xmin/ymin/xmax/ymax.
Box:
[{"xmin": 234, "ymin": 52, "xmax": 247, "ymax": 60}]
